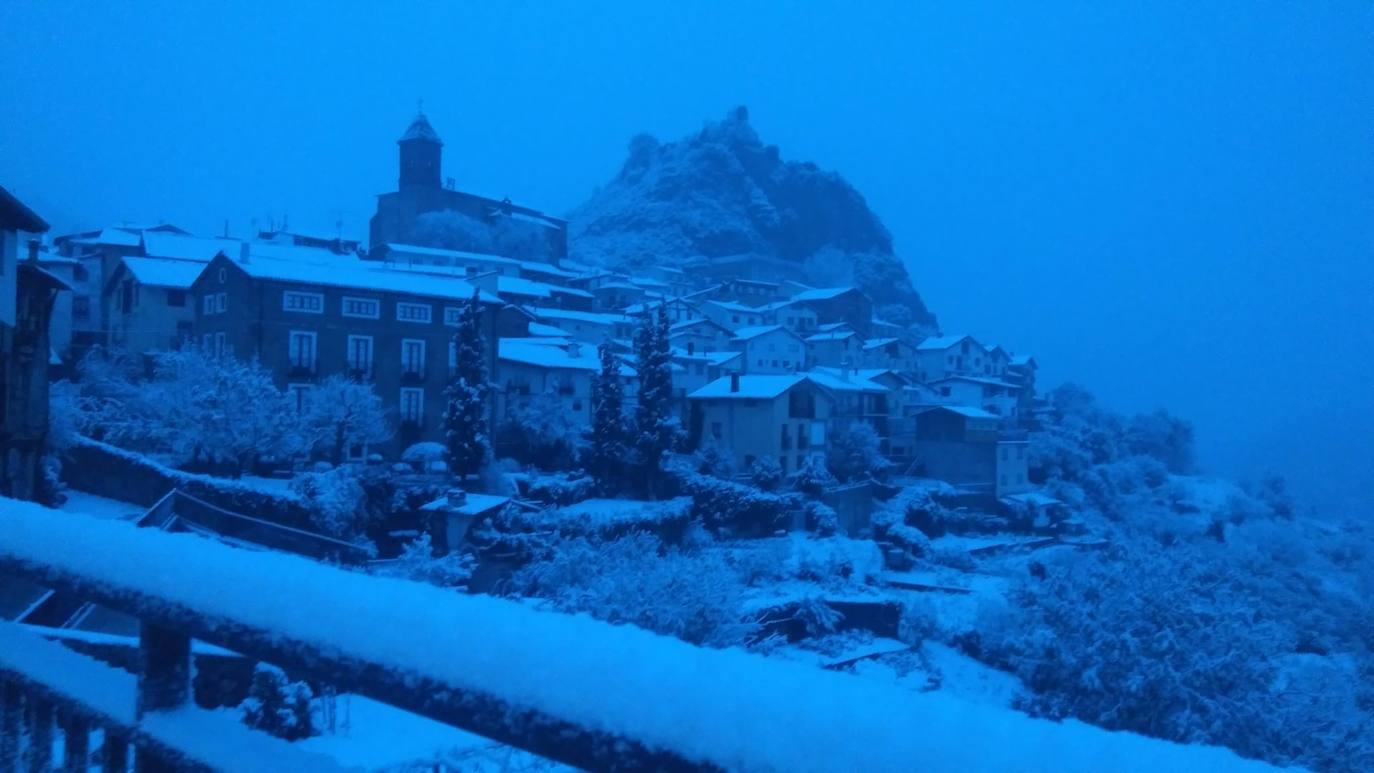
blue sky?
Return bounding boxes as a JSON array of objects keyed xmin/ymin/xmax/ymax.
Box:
[{"xmin": 2, "ymin": 1, "xmax": 1370, "ymax": 515}]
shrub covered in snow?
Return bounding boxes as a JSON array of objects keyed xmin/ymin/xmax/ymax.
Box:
[
  {"xmin": 978, "ymin": 537, "xmax": 1374, "ymax": 772},
  {"xmin": 290, "ymin": 466, "xmax": 370, "ymax": 541},
  {"xmin": 521, "ymin": 471, "xmax": 597, "ymax": 506},
  {"xmin": 826, "ymin": 422, "xmax": 891, "ymax": 483},
  {"xmin": 748, "ymin": 455, "xmax": 784, "ymax": 491},
  {"xmin": 498, "ymin": 391, "xmax": 586, "ymax": 470},
  {"xmin": 782, "ymin": 535, "xmax": 884, "ymax": 586},
  {"xmin": 239, "ymin": 664, "xmax": 316, "ymax": 741},
  {"xmin": 804, "ymin": 501, "xmax": 840, "ymax": 536},
  {"xmin": 401, "ymin": 442, "xmax": 448, "ymax": 466},
  {"xmin": 674, "ymin": 471, "xmax": 797, "ymax": 536},
  {"xmin": 508, "ymin": 531, "xmax": 760, "ymax": 648},
  {"xmin": 376, "ymin": 533, "xmax": 475, "ymax": 589},
  {"xmin": 792, "ymin": 453, "xmax": 837, "ymax": 496}
]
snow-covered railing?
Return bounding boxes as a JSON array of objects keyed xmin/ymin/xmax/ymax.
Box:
[{"xmin": 0, "ymin": 500, "xmax": 1277, "ymax": 772}]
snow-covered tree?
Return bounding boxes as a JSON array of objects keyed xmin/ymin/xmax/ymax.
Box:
[
  {"xmin": 411, "ymin": 210, "xmax": 497, "ymax": 254},
  {"xmin": 290, "ymin": 465, "xmax": 369, "ymax": 541},
  {"xmin": 377, "ymin": 533, "xmax": 475, "ymax": 588},
  {"xmin": 748, "ymin": 455, "xmax": 784, "ymax": 491},
  {"xmin": 584, "ymin": 341, "xmax": 628, "ymax": 489},
  {"xmin": 239, "ymin": 664, "xmax": 316, "ymax": 741},
  {"xmin": 826, "ymin": 421, "xmax": 890, "ymax": 482},
  {"xmin": 793, "ymin": 453, "xmax": 837, "ymax": 495},
  {"xmin": 300, "ymin": 375, "xmax": 392, "ymax": 466},
  {"xmin": 632, "ymin": 304, "xmax": 680, "ymax": 496},
  {"xmin": 501, "ymin": 390, "xmax": 584, "ymax": 469},
  {"xmin": 443, "ymin": 290, "xmax": 490, "ymax": 479}
]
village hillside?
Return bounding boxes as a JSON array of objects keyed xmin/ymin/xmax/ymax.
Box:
[{"xmin": 0, "ymin": 108, "xmax": 1369, "ymax": 772}]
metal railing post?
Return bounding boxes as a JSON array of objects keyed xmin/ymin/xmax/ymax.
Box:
[
  {"xmin": 60, "ymin": 711, "xmax": 89, "ymax": 773},
  {"xmin": 0, "ymin": 682, "xmax": 20, "ymax": 771},
  {"xmin": 25, "ymin": 696, "xmax": 53, "ymax": 773},
  {"xmin": 99, "ymin": 733, "xmax": 128, "ymax": 773},
  {"xmin": 136, "ymin": 624, "xmax": 190, "ymax": 717}
]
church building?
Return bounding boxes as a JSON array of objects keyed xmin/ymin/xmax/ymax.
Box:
[{"xmin": 368, "ymin": 112, "xmax": 568, "ymax": 263}]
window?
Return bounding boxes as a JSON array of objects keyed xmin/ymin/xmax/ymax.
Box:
[
  {"xmin": 217, "ymin": 267, "xmax": 227, "ymax": 284},
  {"xmin": 397, "ymin": 302, "xmax": 432, "ymax": 323},
  {"xmin": 347, "ymin": 335, "xmax": 373, "ymax": 376},
  {"xmin": 289, "ymin": 330, "xmax": 317, "ymax": 371},
  {"xmin": 214, "ymin": 332, "xmax": 227, "ymax": 358},
  {"xmin": 288, "ymin": 383, "xmax": 311, "ymax": 413},
  {"xmin": 121, "ymin": 281, "xmax": 136, "ymax": 313},
  {"xmin": 400, "ymin": 388, "xmax": 424, "ymax": 424},
  {"xmin": 347, "ymin": 443, "xmax": 366, "ymax": 462},
  {"xmin": 202, "ymin": 294, "xmax": 215, "ymax": 314},
  {"xmin": 342, "ymin": 296, "xmax": 380, "ymax": 319},
  {"xmin": 283, "ymin": 290, "xmax": 324, "ymax": 313},
  {"xmin": 443, "ymin": 306, "xmax": 463, "ymax": 326},
  {"xmin": 72, "ymin": 296, "xmax": 90, "ymax": 320},
  {"xmin": 710, "ymin": 421, "xmax": 723, "ymax": 440},
  {"xmin": 401, "ymin": 339, "xmax": 426, "ymax": 375},
  {"xmin": 214, "ymin": 292, "xmax": 227, "ymax": 314},
  {"xmin": 448, "ymin": 340, "xmax": 457, "ymax": 375},
  {"xmin": 202, "ymin": 333, "xmax": 212, "ymax": 350},
  {"xmin": 176, "ymin": 320, "xmax": 194, "ymax": 340},
  {"xmin": 166, "ymin": 289, "xmax": 186, "ymax": 307}
]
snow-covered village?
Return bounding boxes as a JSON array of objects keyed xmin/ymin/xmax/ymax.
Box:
[{"xmin": 0, "ymin": 4, "xmax": 1371, "ymax": 772}]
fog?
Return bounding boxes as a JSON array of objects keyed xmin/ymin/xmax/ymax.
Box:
[{"xmin": 2, "ymin": 1, "xmax": 1370, "ymax": 517}]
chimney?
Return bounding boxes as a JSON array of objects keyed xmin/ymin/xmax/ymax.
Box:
[
  {"xmin": 730, "ymin": 372, "xmax": 741, "ymax": 393},
  {"xmin": 445, "ymin": 488, "xmax": 468, "ymax": 507},
  {"xmin": 238, "ymin": 241, "xmax": 251, "ymax": 264},
  {"xmin": 566, "ymin": 341, "xmax": 582, "ymax": 358}
]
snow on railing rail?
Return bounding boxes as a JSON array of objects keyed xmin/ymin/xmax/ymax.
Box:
[{"xmin": 0, "ymin": 499, "xmax": 1277, "ymax": 772}]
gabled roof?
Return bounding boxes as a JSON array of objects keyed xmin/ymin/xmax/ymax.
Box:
[
  {"xmin": 929, "ymin": 405, "xmax": 1000, "ymax": 420},
  {"xmin": 225, "ymin": 253, "xmax": 500, "ymax": 304},
  {"xmin": 385, "ymin": 243, "xmax": 521, "ymax": 267},
  {"xmin": 917, "ymin": 334, "xmax": 980, "ymax": 352},
  {"xmin": 498, "ymin": 339, "xmax": 634, "ymax": 375},
  {"xmin": 804, "ymin": 368, "xmax": 888, "ymax": 394},
  {"xmin": 805, "ymin": 330, "xmax": 858, "ymax": 342},
  {"xmin": 688, "ymin": 374, "xmax": 807, "ymax": 400},
  {"xmin": 119, "ymin": 256, "xmax": 207, "ymax": 289},
  {"xmin": 703, "ymin": 299, "xmax": 763, "ymax": 313},
  {"xmin": 141, "ymin": 231, "xmax": 241, "ymax": 262},
  {"xmin": 862, "ymin": 337, "xmax": 902, "ymax": 350},
  {"xmin": 791, "ymin": 286, "xmax": 855, "ymax": 302},
  {"xmin": 731, "ymin": 324, "xmax": 793, "ymax": 342},
  {"xmin": 0, "ymin": 185, "xmax": 49, "ymax": 233},
  {"xmin": 527, "ymin": 322, "xmax": 570, "ymax": 338},
  {"xmin": 399, "ymin": 113, "xmax": 442, "ymax": 144},
  {"xmin": 816, "ymin": 321, "xmax": 853, "ymax": 333},
  {"xmin": 928, "ymin": 375, "xmax": 1020, "ymax": 390},
  {"xmin": 1010, "ymin": 354, "xmax": 1037, "ymax": 368},
  {"xmin": 669, "ymin": 317, "xmax": 727, "ymax": 334},
  {"xmin": 532, "ymin": 308, "xmax": 630, "ymax": 325}
]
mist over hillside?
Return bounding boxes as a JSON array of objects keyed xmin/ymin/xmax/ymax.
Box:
[{"xmin": 569, "ymin": 107, "xmax": 939, "ymax": 331}]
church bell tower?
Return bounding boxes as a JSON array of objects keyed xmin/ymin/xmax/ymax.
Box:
[{"xmin": 397, "ymin": 111, "xmax": 443, "ymax": 190}]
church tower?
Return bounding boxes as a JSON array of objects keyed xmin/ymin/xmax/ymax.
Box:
[{"xmin": 397, "ymin": 112, "xmax": 443, "ymax": 190}]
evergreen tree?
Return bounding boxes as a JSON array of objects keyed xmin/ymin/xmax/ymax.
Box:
[
  {"xmin": 632, "ymin": 304, "xmax": 679, "ymax": 497},
  {"xmin": 585, "ymin": 341, "xmax": 627, "ymax": 489},
  {"xmin": 443, "ymin": 289, "xmax": 490, "ymax": 479}
]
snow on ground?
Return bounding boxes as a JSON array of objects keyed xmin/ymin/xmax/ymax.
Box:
[
  {"xmin": 299, "ymin": 694, "xmax": 503, "ymax": 770},
  {"xmin": 58, "ymin": 489, "xmax": 145, "ymax": 521},
  {"xmin": 0, "ymin": 499, "xmax": 1282, "ymax": 772},
  {"xmin": 240, "ymin": 475, "xmax": 296, "ymax": 497},
  {"xmin": 913, "ymin": 642, "xmax": 1025, "ymax": 708}
]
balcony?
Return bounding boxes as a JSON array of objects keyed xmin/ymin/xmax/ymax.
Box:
[
  {"xmin": 400, "ymin": 368, "xmax": 426, "ymax": 385},
  {"xmin": 347, "ymin": 366, "xmax": 373, "ymax": 383},
  {"xmin": 0, "ymin": 497, "xmax": 1252, "ymax": 771},
  {"xmin": 287, "ymin": 363, "xmax": 316, "ymax": 379}
]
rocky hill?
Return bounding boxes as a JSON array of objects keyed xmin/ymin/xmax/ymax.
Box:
[{"xmin": 568, "ymin": 107, "xmax": 938, "ymax": 331}]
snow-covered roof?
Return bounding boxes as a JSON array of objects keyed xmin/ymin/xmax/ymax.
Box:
[
  {"xmin": 527, "ymin": 322, "xmax": 570, "ymax": 338},
  {"xmin": 141, "ymin": 231, "xmax": 241, "ymax": 262},
  {"xmin": 917, "ymin": 334, "xmax": 978, "ymax": 352},
  {"xmin": 232, "ymin": 255, "xmax": 500, "ymax": 304},
  {"xmin": 928, "ymin": 375, "xmax": 1020, "ymax": 390},
  {"xmin": 805, "ymin": 330, "xmax": 858, "ymax": 342},
  {"xmin": 515, "ymin": 259, "xmax": 578, "ymax": 279},
  {"xmin": 1000, "ymin": 491, "xmax": 1062, "ymax": 508},
  {"xmin": 862, "ymin": 337, "xmax": 901, "ymax": 350},
  {"xmin": 669, "ymin": 317, "xmax": 725, "ymax": 334},
  {"xmin": 924, "ymin": 405, "xmax": 1000, "ymax": 420},
  {"xmin": 804, "ymin": 368, "xmax": 888, "ymax": 394},
  {"xmin": 399, "ymin": 113, "xmax": 442, "ymax": 143},
  {"xmin": 1010, "ymin": 354, "xmax": 1037, "ymax": 367},
  {"xmin": 731, "ymin": 325, "xmax": 789, "ymax": 342},
  {"xmin": 532, "ymin": 308, "xmax": 630, "ymax": 326},
  {"xmin": 703, "ymin": 299, "xmax": 763, "ymax": 313},
  {"xmin": 420, "ymin": 492, "xmax": 509, "ymax": 517},
  {"xmin": 816, "ymin": 322, "xmax": 853, "ymax": 333},
  {"xmin": 81, "ymin": 227, "xmax": 143, "ymax": 247},
  {"xmin": 120, "ymin": 256, "xmax": 207, "ymax": 289},
  {"xmin": 385, "ymin": 243, "xmax": 521, "ymax": 267},
  {"xmin": 791, "ymin": 286, "xmax": 854, "ymax": 302},
  {"xmin": 688, "ymin": 374, "xmax": 806, "ymax": 400},
  {"xmin": 498, "ymin": 339, "xmax": 634, "ymax": 375}
]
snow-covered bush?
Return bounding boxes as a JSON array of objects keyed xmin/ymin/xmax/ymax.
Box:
[
  {"xmin": 826, "ymin": 422, "xmax": 890, "ymax": 482},
  {"xmin": 792, "ymin": 596, "xmax": 844, "ymax": 637},
  {"xmin": 792, "ymin": 453, "xmax": 837, "ymax": 496},
  {"xmin": 692, "ymin": 440, "xmax": 738, "ymax": 480},
  {"xmin": 508, "ymin": 532, "xmax": 760, "ymax": 647},
  {"xmin": 522, "ymin": 471, "xmax": 596, "ymax": 506},
  {"xmin": 298, "ymin": 375, "xmax": 392, "ymax": 466},
  {"xmin": 290, "ymin": 466, "xmax": 369, "ymax": 540},
  {"xmin": 675, "ymin": 471, "xmax": 795, "ymax": 536},
  {"xmin": 401, "ymin": 442, "xmax": 447, "ymax": 466},
  {"xmin": 782, "ymin": 535, "xmax": 883, "ymax": 585},
  {"xmin": 377, "ymin": 534, "xmax": 474, "ymax": 589},
  {"xmin": 499, "ymin": 391, "xmax": 585, "ymax": 470},
  {"xmin": 748, "ymin": 455, "xmax": 784, "ymax": 491},
  {"xmin": 979, "ymin": 538, "xmax": 1374, "ymax": 772},
  {"xmin": 804, "ymin": 501, "xmax": 840, "ymax": 536},
  {"xmin": 239, "ymin": 664, "xmax": 315, "ymax": 741}
]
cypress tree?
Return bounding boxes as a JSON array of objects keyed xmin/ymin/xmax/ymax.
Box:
[
  {"xmin": 586, "ymin": 340, "xmax": 627, "ymax": 490},
  {"xmin": 632, "ymin": 304, "xmax": 679, "ymax": 496},
  {"xmin": 443, "ymin": 289, "xmax": 490, "ymax": 479}
]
